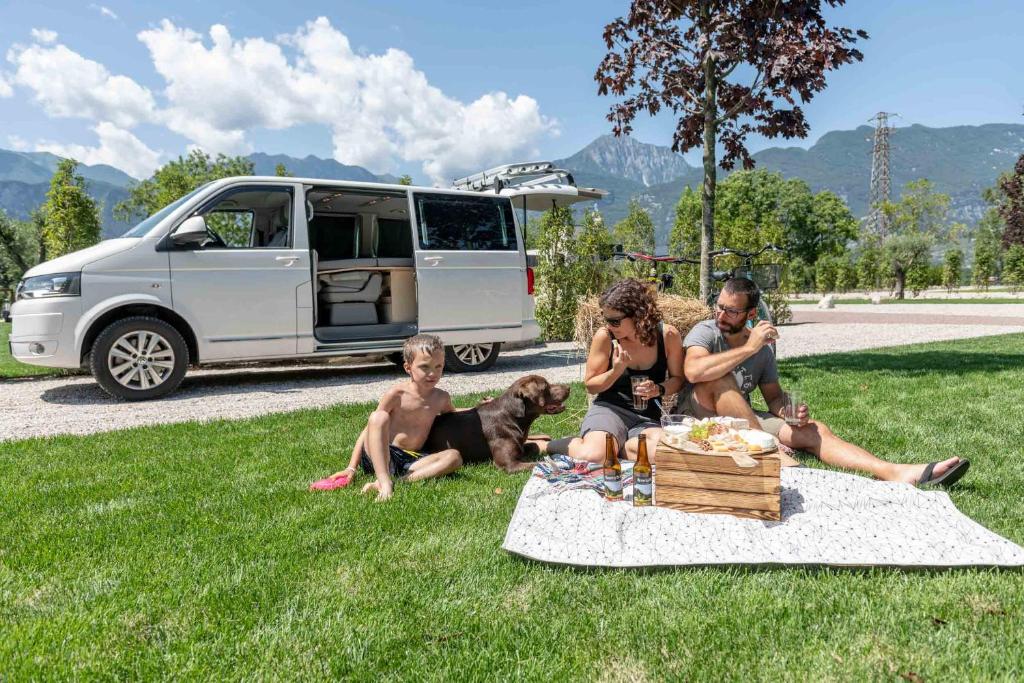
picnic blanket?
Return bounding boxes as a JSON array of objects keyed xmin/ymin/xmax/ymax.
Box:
[{"xmin": 502, "ymin": 460, "xmax": 1024, "ymax": 568}]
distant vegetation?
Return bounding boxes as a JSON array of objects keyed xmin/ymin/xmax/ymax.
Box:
[{"xmin": 531, "ymin": 158, "xmax": 1024, "ymax": 339}]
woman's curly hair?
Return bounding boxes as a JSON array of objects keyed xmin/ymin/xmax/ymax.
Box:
[{"xmin": 598, "ymin": 278, "xmax": 662, "ymax": 347}]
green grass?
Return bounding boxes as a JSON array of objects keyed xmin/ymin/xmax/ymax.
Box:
[
  {"xmin": 3, "ymin": 335, "xmax": 1024, "ymax": 679},
  {"xmin": 787, "ymin": 297, "xmax": 1024, "ymax": 305},
  {"xmin": 0, "ymin": 322, "xmax": 71, "ymax": 378}
]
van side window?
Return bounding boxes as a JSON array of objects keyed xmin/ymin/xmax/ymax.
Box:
[
  {"xmin": 414, "ymin": 194, "xmax": 517, "ymax": 251},
  {"xmin": 199, "ymin": 187, "xmax": 293, "ymax": 249}
]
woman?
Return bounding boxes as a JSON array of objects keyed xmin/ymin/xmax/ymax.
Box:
[{"xmin": 547, "ymin": 278, "xmax": 685, "ymax": 462}]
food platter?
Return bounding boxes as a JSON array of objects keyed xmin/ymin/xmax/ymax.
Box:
[
  {"xmin": 660, "ymin": 417, "xmax": 778, "ymax": 457},
  {"xmin": 670, "ymin": 438, "xmax": 778, "ymax": 457}
]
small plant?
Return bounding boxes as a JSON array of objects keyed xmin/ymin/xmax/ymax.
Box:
[
  {"xmin": 1003, "ymin": 244, "xmax": 1024, "ymax": 293},
  {"xmin": 942, "ymin": 248, "xmax": 963, "ymax": 292}
]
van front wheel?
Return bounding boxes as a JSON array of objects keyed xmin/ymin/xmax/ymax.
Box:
[
  {"xmin": 445, "ymin": 342, "xmax": 500, "ymax": 373},
  {"xmin": 91, "ymin": 316, "xmax": 189, "ymax": 400}
]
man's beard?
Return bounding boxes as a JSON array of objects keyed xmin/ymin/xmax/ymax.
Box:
[{"xmin": 717, "ymin": 318, "xmax": 746, "ymax": 335}]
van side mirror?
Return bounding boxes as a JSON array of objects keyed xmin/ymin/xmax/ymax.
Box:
[{"xmin": 171, "ymin": 216, "xmax": 209, "ymax": 246}]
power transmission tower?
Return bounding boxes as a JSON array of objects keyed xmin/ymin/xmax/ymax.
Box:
[{"xmin": 866, "ymin": 112, "xmax": 898, "ymax": 238}]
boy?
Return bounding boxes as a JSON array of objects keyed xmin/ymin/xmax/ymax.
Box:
[{"xmin": 322, "ymin": 334, "xmax": 462, "ymax": 501}]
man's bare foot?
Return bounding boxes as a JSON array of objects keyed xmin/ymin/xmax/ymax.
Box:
[
  {"xmin": 893, "ymin": 457, "xmax": 961, "ymax": 486},
  {"xmin": 361, "ymin": 480, "xmax": 394, "ymax": 501}
]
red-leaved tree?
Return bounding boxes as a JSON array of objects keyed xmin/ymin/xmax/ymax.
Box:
[
  {"xmin": 997, "ymin": 154, "xmax": 1024, "ymax": 249},
  {"xmin": 596, "ymin": 0, "xmax": 867, "ymax": 299}
]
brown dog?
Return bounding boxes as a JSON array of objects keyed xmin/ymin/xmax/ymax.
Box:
[{"xmin": 422, "ymin": 375, "xmax": 570, "ymax": 473}]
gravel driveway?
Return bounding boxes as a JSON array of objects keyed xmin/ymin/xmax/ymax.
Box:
[{"xmin": 3, "ymin": 306, "xmax": 1023, "ymax": 442}]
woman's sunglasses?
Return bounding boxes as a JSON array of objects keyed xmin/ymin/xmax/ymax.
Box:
[{"xmin": 604, "ymin": 315, "xmax": 628, "ymax": 327}]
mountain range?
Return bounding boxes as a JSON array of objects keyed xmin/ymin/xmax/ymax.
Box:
[
  {"xmin": 2, "ymin": 123, "xmax": 1022, "ymax": 242},
  {"xmin": 556, "ymin": 124, "xmax": 1024, "ymax": 243}
]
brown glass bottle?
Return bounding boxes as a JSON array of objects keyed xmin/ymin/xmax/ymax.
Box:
[
  {"xmin": 633, "ymin": 434, "xmax": 652, "ymax": 506},
  {"xmin": 603, "ymin": 433, "xmax": 623, "ymax": 501}
]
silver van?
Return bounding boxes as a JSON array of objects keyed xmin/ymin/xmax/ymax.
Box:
[{"xmin": 8, "ymin": 162, "xmax": 603, "ymax": 400}]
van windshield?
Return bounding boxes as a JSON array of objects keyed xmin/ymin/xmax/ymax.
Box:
[{"xmin": 120, "ymin": 184, "xmax": 210, "ymax": 238}]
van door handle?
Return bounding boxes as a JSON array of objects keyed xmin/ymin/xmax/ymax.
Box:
[
  {"xmin": 423, "ymin": 255, "xmax": 443, "ymax": 265},
  {"xmin": 275, "ymin": 256, "xmax": 299, "ymax": 266}
]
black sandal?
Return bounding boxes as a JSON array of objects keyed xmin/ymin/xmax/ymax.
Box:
[{"xmin": 918, "ymin": 459, "xmax": 970, "ymax": 488}]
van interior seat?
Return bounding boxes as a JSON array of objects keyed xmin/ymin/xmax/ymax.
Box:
[{"xmin": 319, "ymin": 272, "xmax": 382, "ymax": 303}]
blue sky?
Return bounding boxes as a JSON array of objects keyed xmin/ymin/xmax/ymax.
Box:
[{"xmin": 1, "ymin": 0, "xmax": 1021, "ymax": 181}]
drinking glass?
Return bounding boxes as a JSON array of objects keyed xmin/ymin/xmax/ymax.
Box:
[
  {"xmin": 783, "ymin": 390, "xmax": 805, "ymax": 426},
  {"xmin": 630, "ymin": 375, "xmax": 649, "ymax": 411},
  {"xmin": 659, "ymin": 414, "xmax": 694, "ymax": 448},
  {"xmin": 660, "ymin": 414, "xmax": 694, "ymax": 432}
]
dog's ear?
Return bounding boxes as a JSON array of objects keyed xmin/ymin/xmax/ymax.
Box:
[{"xmin": 514, "ymin": 376, "xmax": 547, "ymax": 407}]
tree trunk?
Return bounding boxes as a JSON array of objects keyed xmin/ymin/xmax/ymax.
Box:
[
  {"xmin": 894, "ymin": 267, "xmax": 906, "ymax": 300},
  {"xmin": 699, "ymin": 42, "xmax": 718, "ymax": 303}
]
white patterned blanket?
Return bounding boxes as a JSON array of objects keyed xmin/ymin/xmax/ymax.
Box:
[{"xmin": 502, "ymin": 463, "xmax": 1024, "ymax": 568}]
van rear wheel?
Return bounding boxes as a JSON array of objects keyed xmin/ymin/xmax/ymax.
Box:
[
  {"xmin": 91, "ymin": 316, "xmax": 189, "ymax": 400},
  {"xmin": 445, "ymin": 342, "xmax": 500, "ymax": 373}
]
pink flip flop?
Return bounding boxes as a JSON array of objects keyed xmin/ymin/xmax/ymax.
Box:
[{"xmin": 309, "ymin": 469, "xmax": 354, "ymax": 491}]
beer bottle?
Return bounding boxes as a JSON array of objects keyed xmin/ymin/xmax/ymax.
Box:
[
  {"xmin": 603, "ymin": 434, "xmax": 623, "ymax": 501},
  {"xmin": 633, "ymin": 434, "xmax": 652, "ymax": 507}
]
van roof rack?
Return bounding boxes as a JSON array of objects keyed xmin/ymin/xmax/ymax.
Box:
[{"xmin": 452, "ymin": 161, "xmax": 576, "ymax": 193}]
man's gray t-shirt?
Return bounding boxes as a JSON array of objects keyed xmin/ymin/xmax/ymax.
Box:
[{"xmin": 683, "ymin": 319, "xmax": 779, "ymax": 400}]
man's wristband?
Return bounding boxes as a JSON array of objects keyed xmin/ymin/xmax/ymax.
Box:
[{"xmin": 657, "ymin": 383, "xmax": 666, "ymax": 397}]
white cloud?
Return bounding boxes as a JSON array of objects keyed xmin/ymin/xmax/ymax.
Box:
[
  {"xmin": 0, "ymin": 73, "xmax": 12, "ymax": 98},
  {"xmin": 90, "ymin": 4, "xmax": 119, "ymax": 20},
  {"xmin": 35, "ymin": 122, "xmax": 162, "ymax": 179},
  {"xmin": 5, "ymin": 18, "xmax": 556, "ymax": 183},
  {"xmin": 138, "ymin": 21, "xmax": 297, "ymax": 153},
  {"xmin": 137, "ymin": 17, "xmax": 557, "ymax": 182},
  {"xmin": 7, "ymin": 40, "xmax": 157, "ymax": 128},
  {"xmin": 30, "ymin": 28, "xmax": 58, "ymax": 44}
]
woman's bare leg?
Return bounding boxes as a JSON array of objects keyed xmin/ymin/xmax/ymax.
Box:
[
  {"xmin": 569, "ymin": 431, "xmax": 617, "ymax": 464},
  {"xmin": 622, "ymin": 428, "xmax": 662, "ymax": 461}
]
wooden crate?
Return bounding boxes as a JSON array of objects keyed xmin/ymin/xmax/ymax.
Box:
[{"xmin": 654, "ymin": 443, "xmax": 781, "ymax": 521}]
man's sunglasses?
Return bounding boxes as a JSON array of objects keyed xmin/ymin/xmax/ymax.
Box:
[
  {"xmin": 604, "ymin": 315, "xmax": 628, "ymax": 327},
  {"xmin": 715, "ymin": 303, "xmax": 751, "ymax": 317}
]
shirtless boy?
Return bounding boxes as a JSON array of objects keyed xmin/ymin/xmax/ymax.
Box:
[{"xmin": 337, "ymin": 334, "xmax": 462, "ymax": 501}]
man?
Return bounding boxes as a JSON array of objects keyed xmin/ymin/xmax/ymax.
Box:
[{"xmin": 681, "ymin": 277, "xmax": 969, "ymax": 487}]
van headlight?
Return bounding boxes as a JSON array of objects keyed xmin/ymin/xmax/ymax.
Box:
[{"xmin": 15, "ymin": 272, "xmax": 82, "ymax": 300}]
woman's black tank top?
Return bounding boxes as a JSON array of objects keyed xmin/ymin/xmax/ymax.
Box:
[{"xmin": 594, "ymin": 322, "xmax": 667, "ymax": 421}]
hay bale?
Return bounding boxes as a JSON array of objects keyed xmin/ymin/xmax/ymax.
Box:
[{"xmin": 574, "ymin": 293, "xmax": 712, "ymax": 349}]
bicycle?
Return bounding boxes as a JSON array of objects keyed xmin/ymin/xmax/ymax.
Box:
[{"xmin": 611, "ymin": 243, "xmax": 786, "ymax": 325}]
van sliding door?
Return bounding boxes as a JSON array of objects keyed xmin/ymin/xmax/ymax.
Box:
[{"xmin": 412, "ymin": 192, "xmax": 524, "ymax": 343}]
